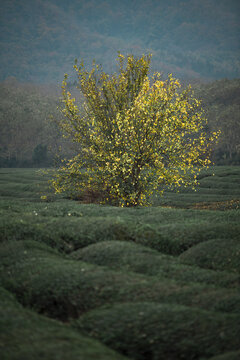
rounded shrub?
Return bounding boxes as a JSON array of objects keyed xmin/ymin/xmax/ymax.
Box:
[
  {"xmin": 71, "ymin": 240, "xmax": 240, "ymax": 288},
  {"xmin": 1, "ymin": 240, "xmax": 240, "ymax": 321},
  {"xmin": 73, "ymin": 302, "xmax": 240, "ymax": 360},
  {"xmin": 208, "ymin": 351, "xmax": 240, "ymax": 360},
  {"xmin": 179, "ymin": 239, "xmax": 240, "ymax": 272},
  {"xmin": 0, "ymin": 287, "xmax": 128, "ymax": 360},
  {"xmin": 132, "ymin": 222, "xmax": 240, "ymax": 256}
]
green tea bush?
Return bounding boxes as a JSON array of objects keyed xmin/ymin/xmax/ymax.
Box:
[
  {"xmin": 0, "ymin": 167, "xmax": 240, "ymax": 359},
  {"xmin": 0, "ymin": 287, "xmax": 128, "ymax": 360},
  {"xmin": 1, "ymin": 240, "xmax": 240, "ymax": 320},
  {"xmin": 73, "ymin": 302, "xmax": 240, "ymax": 360},
  {"xmin": 208, "ymin": 351, "xmax": 240, "ymax": 360},
  {"xmin": 1, "ymin": 166, "xmax": 239, "ymax": 257},
  {"xmin": 152, "ymin": 165, "xmax": 240, "ymax": 207},
  {"xmin": 0, "ymin": 239, "xmax": 61, "ymax": 267},
  {"xmin": 0, "ymin": 218, "xmax": 73, "ymax": 252},
  {"xmin": 0, "ymin": 169, "xmax": 55, "ymax": 201},
  {"xmin": 133, "ymin": 222, "xmax": 240, "ymax": 255},
  {"xmin": 71, "ymin": 240, "xmax": 239, "ymax": 288},
  {"xmin": 0, "ymin": 207, "xmax": 135, "ymax": 252},
  {"xmin": 180, "ymin": 239, "xmax": 240, "ymax": 272},
  {"xmin": 199, "ymin": 178, "xmax": 240, "ymax": 190}
]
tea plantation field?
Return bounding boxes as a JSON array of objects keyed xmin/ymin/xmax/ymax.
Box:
[{"xmin": 0, "ymin": 167, "xmax": 240, "ymax": 360}]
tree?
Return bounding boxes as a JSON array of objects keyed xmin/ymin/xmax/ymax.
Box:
[
  {"xmin": 32, "ymin": 144, "xmax": 48, "ymax": 166},
  {"xmin": 0, "ymin": 79, "xmax": 64, "ymax": 167},
  {"xmin": 51, "ymin": 53, "xmax": 219, "ymax": 206},
  {"xmin": 192, "ymin": 79, "xmax": 240, "ymax": 165}
]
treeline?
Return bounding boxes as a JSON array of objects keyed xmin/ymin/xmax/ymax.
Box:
[
  {"xmin": 0, "ymin": 77, "xmax": 239, "ymax": 167},
  {"xmin": 192, "ymin": 78, "xmax": 240, "ymax": 165},
  {"xmin": 0, "ymin": 0, "xmax": 239, "ymax": 83},
  {"xmin": 0, "ymin": 78, "xmax": 73, "ymax": 167}
]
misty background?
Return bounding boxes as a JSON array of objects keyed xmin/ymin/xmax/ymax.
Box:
[{"xmin": 0, "ymin": 0, "xmax": 239, "ymax": 167}]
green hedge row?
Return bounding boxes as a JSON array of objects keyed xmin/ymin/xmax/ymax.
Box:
[
  {"xmin": 0, "ymin": 287, "xmax": 128, "ymax": 360},
  {"xmin": 1, "ymin": 240, "xmax": 240, "ymax": 321},
  {"xmin": 73, "ymin": 302, "xmax": 240, "ymax": 360},
  {"xmin": 71, "ymin": 240, "xmax": 239, "ymax": 287}
]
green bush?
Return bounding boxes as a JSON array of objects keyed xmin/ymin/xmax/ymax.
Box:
[
  {"xmin": 133, "ymin": 222, "xmax": 240, "ymax": 255},
  {"xmin": 1, "ymin": 167, "xmax": 240, "ymax": 359},
  {"xmin": 208, "ymin": 351, "xmax": 240, "ymax": 360},
  {"xmin": 71, "ymin": 240, "xmax": 239, "ymax": 288},
  {"xmin": 1, "ymin": 167, "xmax": 239, "ymax": 257},
  {"xmin": 180, "ymin": 239, "xmax": 240, "ymax": 272},
  {"xmin": 73, "ymin": 302, "xmax": 240, "ymax": 360},
  {"xmin": 1, "ymin": 240, "xmax": 240, "ymax": 321},
  {"xmin": 0, "ymin": 287, "xmax": 128, "ymax": 360}
]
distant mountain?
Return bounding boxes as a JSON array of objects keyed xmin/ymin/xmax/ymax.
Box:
[{"xmin": 0, "ymin": 0, "xmax": 239, "ymax": 84}]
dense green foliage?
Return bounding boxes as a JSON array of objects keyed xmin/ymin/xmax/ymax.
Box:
[
  {"xmin": 0, "ymin": 287, "xmax": 128, "ymax": 360},
  {"xmin": 180, "ymin": 239, "xmax": 240, "ymax": 272},
  {"xmin": 0, "ymin": 0, "xmax": 239, "ymax": 82},
  {"xmin": 74, "ymin": 302, "xmax": 240, "ymax": 360},
  {"xmin": 0, "ymin": 167, "xmax": 239, "ymax": 359}
]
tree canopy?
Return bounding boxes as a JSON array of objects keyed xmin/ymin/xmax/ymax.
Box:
[{"xmin": 51, "ymin": 53, "xmax": 219, "ymax": 206}]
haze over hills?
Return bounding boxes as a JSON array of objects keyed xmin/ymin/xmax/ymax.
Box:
[{"xmin": 0, "ymin": 0, "xmax": 239, "ymax": 84}]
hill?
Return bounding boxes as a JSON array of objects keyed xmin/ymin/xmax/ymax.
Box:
[{"xmin": 0, "ymin": 0, "xmax": 239, "ymax": 83}]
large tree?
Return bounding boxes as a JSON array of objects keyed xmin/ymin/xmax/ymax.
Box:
[{"xmin": 52, "ymin": 53, "xmax": 219, "ymax": 206}]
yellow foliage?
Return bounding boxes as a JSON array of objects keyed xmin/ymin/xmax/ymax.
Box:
[{"xmin": 51, "ymin": 53, "xmax": 219, "ymax": 206}]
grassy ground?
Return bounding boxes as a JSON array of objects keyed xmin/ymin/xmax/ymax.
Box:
[{"xmin": 0, "ymin": 166, "xmax": 239, "ymax": 359}]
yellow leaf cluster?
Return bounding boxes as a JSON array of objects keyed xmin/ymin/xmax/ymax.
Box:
[{"xmin": 51, "ymin": 53, "xmax": 219, "ymax": 206}]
